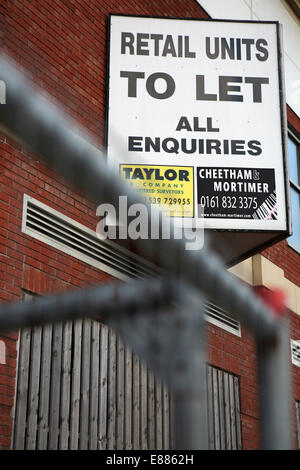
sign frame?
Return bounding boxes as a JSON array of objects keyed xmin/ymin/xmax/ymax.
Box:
[{"xmin": 105, "ymin": 13, "xmax": 291, "ymax": 265}]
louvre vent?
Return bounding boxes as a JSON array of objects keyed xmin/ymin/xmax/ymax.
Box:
[
  {"xmin": 22, "ymin": 195, "xmax": 241, "ymax": 335},
  {"xmin": 22, "ymin": 195, "xmax": 159, "ymax": 281},
  {"xmin": 291, "ymin": 340, "xmax": 300, "ymax": 367},
  {"xmin": 205, "ymin": 301, "xmax": 241, "ymax": 336}
]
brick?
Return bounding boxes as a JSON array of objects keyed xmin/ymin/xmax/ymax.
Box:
[
  {"xmin": 0, "ymin": 436, "xmax": 11, "ymax": 449},
  {"xmin": 0, "ymin": 395, "xmax": 14, "ymax": 407},
  {"xmin": 0, "ymin": 425, "xmax": 11, "ymax": 437}
]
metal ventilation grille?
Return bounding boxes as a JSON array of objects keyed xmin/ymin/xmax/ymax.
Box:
[
  {"xmin": 22, "ymin": 195, "xmax": 159, "ymax": 281},
  {"xmin": 205, "ymin": 301, "xmax": 241, "ymax": 336},
  {"xmin": 291, "ymin": 340, "xmax": 300, "ymax": 367},
  {"xmin": 22, "ymin": 195, "xmax": 241, "ymax": 335}
]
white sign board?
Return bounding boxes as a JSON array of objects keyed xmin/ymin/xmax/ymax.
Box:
[{"xmin": 106, "ymin": 15, "xmax": 290, "ymax": 242}]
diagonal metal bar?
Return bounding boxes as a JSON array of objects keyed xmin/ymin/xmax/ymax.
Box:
[
  {"xmin": 0, "ymin": 56, "xmax": 282, "ymax": 345},
  {"xmin": 0, "ymin": 278, "xmax": 172, "ymax": 332}
]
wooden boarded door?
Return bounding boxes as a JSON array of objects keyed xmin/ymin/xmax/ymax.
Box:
[
  {"xmin": 12, "ymin": 318, "xmax": 242, "ymax": 450},
  {"xmin": 12, "ymin": 319, "xmax": 172, "ymax": 450},
  {"xmin": 206, "ymin": 365, "xmax": 242, "ymax": 450}
]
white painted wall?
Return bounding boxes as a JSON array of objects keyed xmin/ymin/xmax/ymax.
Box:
[{"xmin": 198, "ymin": 0, "xmax": 300, "ymax": 118}]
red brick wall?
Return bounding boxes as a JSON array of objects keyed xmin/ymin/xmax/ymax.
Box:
[
  {"xmin": 0, "ymin": 0, "xmax": 208, "ymax": 451},
  {"xmin": 1, "ymin": 0, "xmax": 300, "ymax": 451},
  {"xmin": 287, "ymin": 105, "xmax": 300, "ymax": 136},
  {"xmin": 260, "ymin": 104, "xmax": 300, "ymax": 450},
  {"xmin": 207, "ymin": 308, "xmax": 300, "ymax": 450},
  {"xmin": 0, "ymin": 134, "xmax": 116, "ymax": 448},
  {"xmin": 262, "ymin": 106, "xmax": 300, "ymax": 288},
  {"xmin": 207, "ymin": 323, "xmax": 260, "ymax": 449}
]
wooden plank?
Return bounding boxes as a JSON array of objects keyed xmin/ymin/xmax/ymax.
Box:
[
  {"xmin": 48, "ymin": 322, "xmax": 63, "ymax": 450},
  {"xmin": 89, "ymin": 320, "xmax": 100, "ymax": 450},
  {"xmin": 234, "ymin": 376, "xmax": 242, "ymax": 449},
  {"xmin": 212, "ymin": 367, "xmax": 220, "ymax": 450},
  {"xmin": 155, "ymin": 377, "xmax": 163, "ymax": 450},
  {"xmin": 132, "ymin": 352, "xmax": 140, "ymax": 450},
  {"xmin": 218, "ymin": 369, "xmax": 226, "ymax": 450},
  {"xmin": 148, "ymin": 369, "xmax": 155, "ymax": 450},
  {"xmin": 98, "ymin": 323, "xmax": 108, "ymax": 450},
  {"xmin": 14, "ymin": 328, "xmax": 31, "ymax": 449},
  {"xmin": 116, "ymin": 335, "xmax": 125, "ymax": 450},
  {"xmin": 107, "ymin": 327, "xmax": 117, "ymax": 450},
  {"xmin": 223, "ymin": 372, "xmax": 232, "ymax": 450},
  {"xmin": 10, "ymin": 334, "xmax": 20, "ymax": 449},
  {"xmin": 124, "ymin": 346, "xmax": 132, "ymax": 450},
  {"xmin": 229, "ymin": 374, "xmax": 237, "ymax": 450},
  {"xmin": 206, "ymin": 365, "xmax": 214, "ymax": 449},
  {"xmin": 69, "ymin": 319, "xmax": 82, "ymax": 450},
  {"xmin": 59, "ymin": 321, "xmax": 72, "ymax": 450},
  {"xmin": 37, "ymin": 324, "xmax": 53, "ymax": 449},
  {"xmin": 169, "ymin": 391, "xmax": 175, "ymax": 450},
  {"xmin": 79, "ymin": 319, "xmax": 91, "ymax": 450},
  {"xmin": 162, "ymin": 382, "xmax": 170, "ymax": 450},
  {"xmin": 26, "ymin": 326, "xmax": 42, "ymax": 449},
  {"xmin": 140, "ymin": 360, "xmax": 148, "ymax": 450}
]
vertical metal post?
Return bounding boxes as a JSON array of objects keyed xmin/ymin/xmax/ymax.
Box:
[
  {"xmin": 257, "ymin": 315, "xmax": 293, "ymax": 449},
  {"xmin": 107, "ymin": 280, "xmax": 209, "ymax": 450},
  {"xmin": 172, "ymin": 287, "xmax": 208, "ymax": 450}
]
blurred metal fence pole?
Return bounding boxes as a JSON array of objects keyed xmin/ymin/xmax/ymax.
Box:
[
  {"xmin": 109, "ymin": 281, "xmax": 208, "ymax": 449},
  {"xmin": 257, "ymin": 315, "xmax": 292, "ymax": 449},
  {"xmin": 170, "ymin": 288, "xmax": 208, "ymax": 450},
  {"xmin": 0, "ymin": 56, "xmax": 292, "ymax": 449}
]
